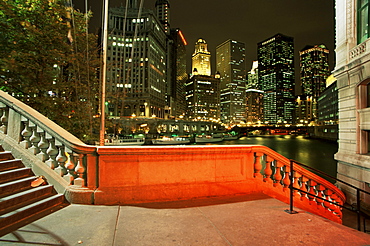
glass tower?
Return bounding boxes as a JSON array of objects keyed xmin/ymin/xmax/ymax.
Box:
[
  {"xmin": 300, "ymin": 44, "xmax": 330, "ymax": 120},
  {"xmin": 257, "ymin": 33, "xmax": 295, "ymax": 124},
  {"xmin": 169, "ymin": 28, "xmax": 187, "ymax": 118},
  {"xmin": 216, "ymin": 40, "xmax": 247, "ymax": 125}
]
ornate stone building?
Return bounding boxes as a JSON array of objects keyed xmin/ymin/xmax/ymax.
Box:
[{"xmin": 334, "ymin": 0, "xmax": 370, "ymax": 206}]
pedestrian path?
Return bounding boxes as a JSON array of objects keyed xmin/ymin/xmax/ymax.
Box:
[{"xmin": 1, "ymin": 193, "xmax": 370, "ymax": 246}]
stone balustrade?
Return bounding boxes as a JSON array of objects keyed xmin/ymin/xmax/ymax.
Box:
[
  {"xmin": 0, "ymin": 90, "xmax": 345, "ymax": 223},
  {"xmin": 251, "ymin": 146, "xmax": 345, "ymax": 223},
  {"xmin": 0, "ymin": 91, "xmax": 97, "ymax": 203}
]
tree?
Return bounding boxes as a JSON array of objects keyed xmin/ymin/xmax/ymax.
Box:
[{"xmin": 0, "ymin": 0, "xmax": 100, "ymax": 143}]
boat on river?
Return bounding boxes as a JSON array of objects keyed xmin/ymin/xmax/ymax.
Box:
[
  {"xmin": 223, "ymin": 133, "xmax": 239, "ymax": 141},
  {"xmin": 195, "ymin": 134, "xmax": 224, "ymax": 143},
  {"xmin": 152, "ymin": 136, "xmax": 190, "ymax": 145},
  {"xmin": 104, "ymin": 135, "xmax": 145, "ymax": 146}
]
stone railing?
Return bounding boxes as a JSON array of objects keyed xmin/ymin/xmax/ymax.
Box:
[
  {"xmin": 0, "ymin": 90, "xmax": 98, "ymax": 203},
  {"xmin": 0, "ymin": 90, "xmax": 345, "ymax": 223},
  {"xmin": 252, "ymin": 146, "xmax": 345, "ymax": 223},
  {"xmin": 349, "ymin": 39, "xmax": 369, "ymax": 62}
]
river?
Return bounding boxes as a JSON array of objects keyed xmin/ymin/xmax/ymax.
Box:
[{"xmin": 195, "ymin": 135, "xmax": 338, "ymax": 179}]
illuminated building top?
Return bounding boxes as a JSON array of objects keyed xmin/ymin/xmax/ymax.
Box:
[
  {"xmin": 192, "ymin": 38, "xmax": 211, "ymax": 76},
  {"xmin": 155, "ymin": 0, "xmax": 170, "ymax": 33}
]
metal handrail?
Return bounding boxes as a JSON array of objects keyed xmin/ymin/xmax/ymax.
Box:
[{"xmin": 286, "ymin": 159, "xmax": 370, "ymax": 232}]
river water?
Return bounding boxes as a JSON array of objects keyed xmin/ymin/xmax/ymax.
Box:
[{"xmin": 195, "ymin": 135, "xmax": 338, "ymax": 179}]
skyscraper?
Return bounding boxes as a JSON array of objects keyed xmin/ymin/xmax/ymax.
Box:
[
  {"xmin": 300, "ymin": 44, "xmax": 330, "ymax": 120},
  {"xmin": 168, "ymin": 28, "xmax": 187, "ymax": 118},
  {"xmin": 106, "ymin": 4, "xmax": 168, "ymax": 118},
  {"xmin": 185, "ymin": 74, "xmax": 220, "ymax": 121},
  {"xmin": 246, "ymin": 61, "xmax": 259, "ymax": 90},
  {"xmin": 257, "ymin": 33, "xmax": 295, "ymax": 124},
  {"xmin": 155, "ymin": 0, "xmax": 170, "ymax": 34},
  {"xmin": 192, "ymin": 38, "xmax": 211, "ymax": 76},
  {"xmin": 216, "ymin": 40, "xmax": 247, "ymax": 125}
]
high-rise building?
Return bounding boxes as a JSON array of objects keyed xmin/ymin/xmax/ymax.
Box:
[
  {"xmin": 300, "ymin": 44, "xmax": 330, "ymax": 120},
  {"xmin": 216, "ymin": 40, "xmax": 247, "ymax": 125},
  {"xmin": 185, "ymin": 74, "xmax": 220, "ymax": 121},
  {"xmin": 192, "ymin": 38, "xmax": 211, "ymax": 76},
  {"xmin": 295, "ymin": 95, "xmax": 314, "ymax": 125},
  {"xmin": 168, "ymin": 28, "xmax": 187, "ymax": 118},
  {"xmin": 245, "ymin": 89, "xmax": 264, "ymax": 124},
  {"xmin": 246, "ymin": 61, "xmax": 259, "ymax": 90},
  {"xmin": 155, "ymin": 0, "xmax": 170, "ymax": 34},
  {"xmin": 257, "ymin": 33, "xmax": 295, "ymax": 124},
  {"xmin": 106, "ymin": 4, "xmax": 168, "ymax": 118}
]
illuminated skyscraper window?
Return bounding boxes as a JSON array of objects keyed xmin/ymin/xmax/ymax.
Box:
[
  {"xmin": 300, "ymin": 44, "xmax": 330, "ymax": 121},
  {"xmin": 216, "ymin": 40, "xmax": 247, "ymax": 125},
  {"xmin": 257, "ymin": 33, "xmax": 295, "ymax": 124}
]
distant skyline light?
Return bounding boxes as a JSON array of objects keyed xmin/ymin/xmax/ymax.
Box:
[{"xmin": 75, "ymin": 0, "xmax": 335, "ymax": 82}]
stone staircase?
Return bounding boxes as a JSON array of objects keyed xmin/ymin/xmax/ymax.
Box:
[{"xmin": 0, "ymin": 146, "xmax": 68, "ymax": 237}]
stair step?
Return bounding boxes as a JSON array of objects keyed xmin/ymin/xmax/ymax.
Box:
[
  {"xmin": 0, "ymin": 159, "xmax": 24, "ymax": 172},
  {"xmin": 0, "ymin": 151, "xmax": 13, "ymax": 162},
  {"xmin": 0, "ymin": 184, "xmax": 54, "ymax": 216},
  {"xmin": 0, "ymin": 194, "xmax": 67, "ymax": 237},
  {"xmin": 0, "ymin": 167, "xmax": 32, "ymax": 184},
  {"xmin": 0, "ymin": 176, "xmax": 37, "ymax": 198}
]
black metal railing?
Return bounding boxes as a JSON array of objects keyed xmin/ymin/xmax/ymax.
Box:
[{"xmin": 285, "ymin": 159, "xmax": 370, "ymax": 233}]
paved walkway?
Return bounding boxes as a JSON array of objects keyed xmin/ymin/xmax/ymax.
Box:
[{"xmin": 1, "ymin": 194, "xmax": 370, "ymax": 246}]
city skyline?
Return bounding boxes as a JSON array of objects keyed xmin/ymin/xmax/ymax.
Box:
[{"xmin": 76, "ymin": 0, "xmax": 335, "ymax": 77}]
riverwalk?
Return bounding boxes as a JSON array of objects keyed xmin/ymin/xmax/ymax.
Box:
[{"xmin": 1, "ymin": 193, "xmax": 370, "ymax": 246}]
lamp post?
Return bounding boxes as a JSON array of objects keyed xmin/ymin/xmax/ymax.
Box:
[{"xmin": 99, "ymin": 0, "xmax": 109, "ymax": 146}]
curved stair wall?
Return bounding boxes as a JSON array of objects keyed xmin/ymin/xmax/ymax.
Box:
[{"xmin": 0, "ymin": 91, "xmax": 345, "ymax": 223}]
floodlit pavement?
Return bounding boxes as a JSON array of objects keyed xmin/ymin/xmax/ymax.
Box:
[{"xmin": 1, "ymin": 193, "xmax": 370, "ymax": 246}]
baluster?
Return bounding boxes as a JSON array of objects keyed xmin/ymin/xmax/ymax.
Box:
[
  {"xmin": 316, "ymin": 184, "xmax": 326, "ymax": 209},
  {"xmin": 263, "ymin": 156, "xmax": 273, "ymax": 183},
  {"xmin": 36, "ymin": 132, "xmax": 49, "ymax": 161},
  {"xmin": 45, "ymin": 137, "xmax": 59, "ymax": 170},
  {"xmin": 28, "ymin": 125, "xmax": 40, "ymax": 155},
  {"xmin": 273, "ymin": 160, "xmax": 283, "ymax": 187},
  {"xmin": 292, "ymin": 171, "xmax": 302, "ymax": 197},
  {"xmin": 74, "ymin": 154, "xmax": 86, "ymax": 187},
  {"xmin": 253, "ymin": 152, "xmax": 263, "ymax": 179},
  {"xmin": 0, "ymin": 105, "xmax": 8, "ymax": 134},
  {"xmin": 323, "ymin": 189, "xmax": 334, "ymax": 211},
  {"xmin": 282, "ymin": 165, "xmax": 291, "ymax": 191},
  {"xmin": 65, "ymin": 151, "xmax": 78, "ymax": 184},
  {"xmin": 330, "ymin": 193, "xmax": 342, "ymax": 218},
  {"xmin": 20, "ymin": 120, "xmax": 32, "ymax": 149},
  {"xmin": 307, "ymin": 180, "xmax": 318, "ymax": 204},
  {"xmin": 300, "ymin": 175, "xmax": 309, "ymax": 202},
  {"xmin": 55, "ymin": 145, "xmax": 68, "ymax": 177}
]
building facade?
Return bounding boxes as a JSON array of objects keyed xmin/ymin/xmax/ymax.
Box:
[
  {"xmin": 106, "ymin": 4, "xmax": 168, "ymax": 118},
  {"xmin": 155, "ymin": 0, "xmax": 170, "ymax": 34},
  {"xmin": 192, "ymin": 38, "xmax": 211, "ymax": 76},
  {"xmin": 333, "ymin": 0, "xmax": 370, "ymax": 206},
  {"xmin": 245, "ymin": 89, "xmax": 264, "ymax": 124},
  {"xmin": 168, "ymin": 28, "xmax": 187, "ymax": 118},
  {"xmin": 216, "ymin": 40, "xmax": 247, "ymax": 125},
  {"xmin": 295, "ymin": 95, "xmax": 314, "ymax": 125},
  {"xmin": 246, "ymin": 61, "xmax": 259, "ymax": 90},
  {"xmin": 185, "ymin": 75, "xmax": 220, "ymax": 121},
  {"xmin": 257, "ymin": 33, "xmax": 295, "ymax": 124},
  {"xmin": 300, "ymin": 44, "xmax": 330, "ymax": 121}
]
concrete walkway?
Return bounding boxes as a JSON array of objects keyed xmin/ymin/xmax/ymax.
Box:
[{"xmin": 1, "ymin": 194, "xmax": 370, "ymax": 246}]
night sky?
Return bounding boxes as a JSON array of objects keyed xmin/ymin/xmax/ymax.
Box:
[{"xmin": 75, "ymin": 0, "xmax": 335, "ymax": 90}]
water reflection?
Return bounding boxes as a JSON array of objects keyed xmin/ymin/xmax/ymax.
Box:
[{"xmin": 197, "ymin": 135, "xmax": 338, "ymax": 178}]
